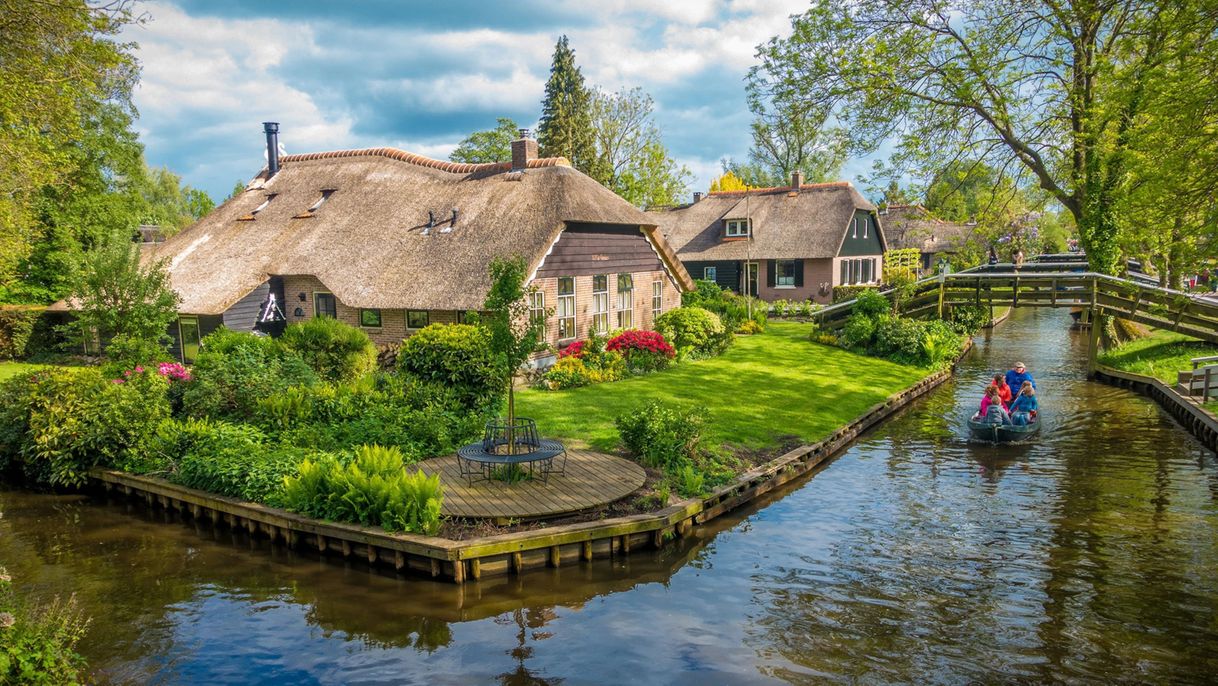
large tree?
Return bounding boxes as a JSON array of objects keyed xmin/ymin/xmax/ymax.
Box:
[
  {"xmin": 755, "ymin": 0, "xmax": 1217, "ymax": 275},
  {"xmin": 536, "ymin": 36, "xmax": 595, "ymax": 172},
  {"xmin": 587, "ymin": 88, "xmax": 690, "ymax": 207},
  {"xmin": 735, "ymin": 77, "xmax": 848, "ymax": 187},
  {"xmin": 0, "ymin": 0, "xmax": 141, "ymax": 288},
  {"xmin": 450, "ymin": 117, "xmax": 520, "ymax": 164}
]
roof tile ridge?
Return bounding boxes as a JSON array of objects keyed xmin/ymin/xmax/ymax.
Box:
[{"xmin": 275, "ymin": 147, "xmax": 571, "ymax": 173}]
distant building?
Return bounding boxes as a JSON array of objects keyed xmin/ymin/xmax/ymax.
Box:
[
  {"xmin": 647, "ymin": 172, "xmax": 886, "ymax": 303},
  {"xmin": 879, "ymin": 204, "xmax": 976, "ymax": 272}
]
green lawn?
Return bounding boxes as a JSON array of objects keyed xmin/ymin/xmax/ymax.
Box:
[
  {"xmin": 0, "ymin": 361, "xmax": 47, "ymax": 381},
  {"xmin": 515, "ymin": 321, "xmax": 933, "ymax": 453},
  {"xmin": 1098, "ymin": 329, "xmax": 1218, "ymax": 384}
]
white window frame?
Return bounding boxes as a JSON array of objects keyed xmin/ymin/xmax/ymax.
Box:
[
  {"xmin": 704, "ymin": 266, "xmax": 717, "ymax": 282},
  {"xmin": 725, "ymin": 218, "xmax": 751, "ymax": 237},
  {"xmin": 557, "ymin": 277, "xmax": 576, "ymax": 342},
  {"xmin": 652, "ymin": 280, "xmax": 663, "ymax": 319},
  {"xmin": 776, "ymin": 259, "xmax": 797, "ymax": 288},
  {"xmin": 592, "ymin": 274, "xmax": 610, "ymax": 334},
  {"xmin": 616, "ymin": 274, "xmax": 634, "ymax": 329},
  {"xmin": 862, "ymin": 215, "xmax": 868, "ymax": 238},
  {"xmin": 178, "ymin": 316, "xmax": 201, "ymax": 364},
  {"xmin": 852, "ymin": 217, "xmax": 859, "ymax": 239}
]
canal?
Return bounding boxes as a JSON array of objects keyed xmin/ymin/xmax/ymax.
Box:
[{"xmin": 3, "ymin": 308, "xmax": 1217, "ymax": 684}]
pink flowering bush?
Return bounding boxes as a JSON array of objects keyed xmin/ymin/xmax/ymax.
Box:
[
  {"xmin": 558, "ymin": 340, "xmax": 585, "ymax": 359},
  {"xmin": 607, "ymin": 329, "xmax": 675, "ymax": 373},
  {"xmin": 157, "ymin": 362, "xmax": 192, "ymax": 382}
]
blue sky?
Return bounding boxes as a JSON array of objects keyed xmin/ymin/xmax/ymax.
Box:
[{"xmin": 125, "ymin": 0, "xmax": 879, "ymax": 202}]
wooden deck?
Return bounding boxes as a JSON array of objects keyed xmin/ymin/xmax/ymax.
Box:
[{"xmin": 417, "ymin": 449, "xmax": 646, "ymax": 522}]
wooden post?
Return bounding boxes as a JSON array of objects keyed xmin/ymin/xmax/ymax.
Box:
[
  {"xmin": 1088, "ymin": 308, "xmax": 1101, "ymax": 375},
  {"xmin": 511, "ymin": 552, "xmax": 523, "ymax": 574},
  {"xmin": 469, "ymin": 558, "xmax": 482, "ymax": 580},
  {"xmin": 548, "ymin": 545, "xmax": 561, "ymax": 568},
  {"xmin": 936, "ymin": 274, "xmax": 945, "ymax": 319}
]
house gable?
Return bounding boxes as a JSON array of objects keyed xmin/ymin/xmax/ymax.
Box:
[{"xmin": 837, "ymin": 210, "xmax": 885, "ymax": 257}]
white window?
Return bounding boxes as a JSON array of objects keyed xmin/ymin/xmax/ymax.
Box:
[
  {"xmin": 704, "ymin": 266, "xmax": 717, "ymax": 282},
  {"xmin": 557, "ymin": 277, "xmax": 576, "ymax": 341},
  {"xmin": 725, "ymin": 219, "xmax": 751, "ymax": 237},
  {"xmin": 852, "ymin": 217, "xmax": 859, "ymax": 238},
  {"xmin": 529, "ymin": 291, "xmax": 545, "ymax": 339},
  {"xmin": 652, "ymin": 280, "xmax": 663, "ymax": 319},
  {"xmin": 776, "ymin": 260, "xmax": 797, "ymax": 288},
  {"xmin": 616, "ymin": 274, "xmax": 633, "ymax": 329},
  {"xmin": 840, "ymin": 260, "xmax": 849, "ymax": 285},
  {"xmin": 592, "ymin": 274, "xmax": 609, "ymax": 334},
  {"xmin": 862, "ymin": 215, "xmax": 868, "ymax": 238}
]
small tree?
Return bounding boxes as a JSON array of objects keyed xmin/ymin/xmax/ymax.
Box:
[
  {"xmin": 482, "ymin": 256, "xmax": 549, "ymax": 452},
  {"xmin": 66, "ymin": 227, "xmax": 180, "ymax": 363}
]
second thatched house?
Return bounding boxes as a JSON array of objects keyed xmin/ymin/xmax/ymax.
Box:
[
  {"xmin": 879, "ymin": 204, "xmax": 976, "ymax": 273},
  {"xmin": 146, "ymin": 124, "xmax": 694, "ymax": 363},
  {"xmin": 647, "ymin": 173, "xmax": 886, "ymax": 303}
]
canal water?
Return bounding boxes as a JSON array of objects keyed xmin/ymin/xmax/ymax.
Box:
[{"xmin": 3, "ymin": 309, "xmax": 1217, "ymax": 684}]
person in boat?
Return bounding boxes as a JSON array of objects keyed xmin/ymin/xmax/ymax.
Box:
[
  {"xmin": 978, "ymin": 385, "xmax": 1011, "ymax": 424},
  {"xmin": 990, "ymin": 373, "xmax": 1012, "ymax": 406},
  {"xmin": 1009, "ymin": 381, "xmax": 1038, "ymax": 426},
  {"xmin": 1005, "ymin": 362, "xmax": 1036, "ymax": 392}
]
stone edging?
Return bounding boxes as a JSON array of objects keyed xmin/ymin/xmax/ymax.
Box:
[
  {"xmin": 1093, "ymin": 365, "xmax": 1218, "ymax": 452},
  {"xmin": 91, "ymin": 341, "xmax": 973, "ymax": 584}
]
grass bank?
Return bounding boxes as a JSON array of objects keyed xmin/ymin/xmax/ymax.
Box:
[
  {"xmin": 516, "ymin": 321, "xmax": 932, "ymax": 454},
  {"xmin": 0, "ymin": 362, "xmax": 46, "ymax": 382},
  {"xmin": 1098, "ymin": 329, "xmax": 1218, "ymax": 384}
]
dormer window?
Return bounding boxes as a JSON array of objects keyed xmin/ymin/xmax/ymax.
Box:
[
  {"xmin": 294, "ymin": 189, "xmax": 335, "ymax": 218},
  {"xmin": 725, "ymin": 218, "xmax": 751, "ymax": 238},
  {"xmin": 238, "ymin": 193, "xmax": 276, "ymax": 221}
]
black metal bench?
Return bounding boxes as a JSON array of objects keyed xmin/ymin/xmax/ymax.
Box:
[{"xmin": 455, "ymin": 418, "xmax": 567, "ymax": 485}]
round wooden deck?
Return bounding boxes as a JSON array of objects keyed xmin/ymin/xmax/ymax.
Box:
[{"xmin": 418, "ymin": 448, "xmax": 646, "ymax": 522}]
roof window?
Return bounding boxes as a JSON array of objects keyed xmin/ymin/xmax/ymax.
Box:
[
  {"xmin": 237, "ymin": 193, "xmax": 276, "ymax": 221},
  {"xmin": 294, "ymin": 189, "xmax": 335, "ymax": 218}
]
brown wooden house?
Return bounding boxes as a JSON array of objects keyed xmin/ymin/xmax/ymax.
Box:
[
  {"xmin": 879, "ymin": 204, "xmax": 976, "ymax": 273},
  {"xmin": 647, "ymin": 173, "xmax": 887, "ymax": 304},
  {"xmin": 144, "ymin": 126, "xmax": 693, "ymax": 363}
]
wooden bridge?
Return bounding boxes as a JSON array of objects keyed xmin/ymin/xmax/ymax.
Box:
[{"xmin": 812, "ymin": 265, "xmax": 1218, "ymax": 370}]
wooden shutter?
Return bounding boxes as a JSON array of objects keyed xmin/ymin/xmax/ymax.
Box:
[
  {"xmin": 766, "ymin": 260, "xmax": 777, "ymax": 288},
  {"xmin": 794, "ymin": 260, "xmax": 804, "ymax": 288}
]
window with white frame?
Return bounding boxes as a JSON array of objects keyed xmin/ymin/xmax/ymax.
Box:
[
  {"xmin": 557, "ymin": 277, "xmax": 576, "ymax": 341},
  {"xmin": 852, "ymin": 217, "xmax": 858, "ymax": 238},
  {"xmin": 704, "ymin": 266, "xmax": 717, "ymax": 282},
  {"xmin": 776, "ymin": 259, "xmax": 797, "ymax": 287},
  {"xmin": 652, "ymin": 280, "xmax": 663, "ymax": 319},
  {"xmin": 592, "ymin": 274, "xmax": 609, "ymax": 334},
  {"xmin": 616, "ymin": 274, "xmax": 633, "ymax": 329},
  {"xmin": 529, "ymin": 291, "xmax": 545, "ymax": 339},
  {"xmin": 840, "ymin": 260, "xmax": 849, "ymax": 285},
  {"xmin": 725, "ymin": 218, "xmax": 751, "ymax": 237},
  {"xmin": 862, "ymin": 215, "xmax": 868, "ymax": 238}
]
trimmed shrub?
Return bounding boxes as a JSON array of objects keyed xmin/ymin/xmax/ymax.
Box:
[
  {"xmin": 397, "ymin": 323, "xmax": 502, "ymax": 411},
  {"xmin": 838, "ymin": 312, "xmax": 878, "ymax": 351},
  {"xmin": 615, "ymin": 401, "xmax": 708, "ymax": 472},
  {"xmin": 737, "ymin": 320, "xmax": 763, "ymax": 335},
  {"xmin": 182, "ymin": 328, "xmax": 318, "ymax": 420},
  {"xmin": 280, "ymin": 316, "xmax": 377, "ymax": 383},
  {"xmin": 543, "ymin": 356, "xmax": 592, "ymax": 389},
  {"xmin": 280, "ymin": 445, "xmax": 444, "ymax": 535},
  {"xmin": 853, "ymin": 288, "xmax": 892, "ymax": 318},
  {"xmin": 655, "ymin": 307, "xmax": 729, "ymax": 358},
  {"xmin": 14, "ymin": 368, "xmax": 170, "ymax": 487}
]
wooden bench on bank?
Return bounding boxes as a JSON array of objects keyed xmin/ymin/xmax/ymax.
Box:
[{"xmin": 1178, "ymin": 356, "xmax": 1218, "ymax": 399}]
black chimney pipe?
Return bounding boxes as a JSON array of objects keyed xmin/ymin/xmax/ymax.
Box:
[{"xmin": 263, "ymin": 122, "xmax": 280, "ymax": 177}]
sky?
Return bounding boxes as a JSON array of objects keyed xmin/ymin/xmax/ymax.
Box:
[{"xmin": 124, "ymin": 0, "xmax": 879, "ymax": 203}]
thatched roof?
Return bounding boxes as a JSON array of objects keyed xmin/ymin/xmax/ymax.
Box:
[
  {"xmin": 646, "ymin": 181, "xmax": 880, "ymax": 261},
  {"xmin": 141, "ymin": 147, "xmax": 692, "ymax": 315},
  {"xmin": 880, "ymin": 204, "xmax": 976, "ymax": 254}
]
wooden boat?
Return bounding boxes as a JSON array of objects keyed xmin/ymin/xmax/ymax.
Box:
[{"xmin": 968, "ymin": 414, "xmax": 1040, "ymax": 443}]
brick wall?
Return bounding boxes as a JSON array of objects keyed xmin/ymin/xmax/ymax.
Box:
[
  {"xmin": 280, "ymin": 274, "xmax": 461, "ymax": 347},
  {"xmin": 531, "ymin": 268, "xmax": 680, "ymax": 351}
]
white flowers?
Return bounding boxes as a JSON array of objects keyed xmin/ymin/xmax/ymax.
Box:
[{"xmin": 0, "ymin": 612, "xmax": 14, "ymax": 629}]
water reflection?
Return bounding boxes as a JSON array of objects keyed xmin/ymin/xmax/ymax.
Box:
[{"xmin": 2, "ymin": 309, "xmax": 1216, "ymax": 683}]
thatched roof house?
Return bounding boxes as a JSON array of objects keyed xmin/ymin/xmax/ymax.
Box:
[
  {"xmin": 646, "ymin": 173, "xmax": 886, "ymax": 303},
  {"xmin": 144, "ymin": 125, "xmax": 693, "ymax": 362},
  {"xmin": 879, "ymin": 204, "xmax": 976, "ymax": 271}
]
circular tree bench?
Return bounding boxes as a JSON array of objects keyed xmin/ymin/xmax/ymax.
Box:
[{"xmin": 456, "ymin": 418, "xmax": 567, "ymax": 485}]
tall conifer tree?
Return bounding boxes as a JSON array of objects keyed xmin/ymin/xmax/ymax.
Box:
[{"xmin": 537, "ymin": 36, "xmax": 594, "ymax": 172}]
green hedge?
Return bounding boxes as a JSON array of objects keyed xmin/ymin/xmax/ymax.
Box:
[
  {"xmin": 279, "ymin": 316, "xmax": 377, "ymax": 383},
  {"xmin": 396, "ymin": 323, "xmax": 502, "ymax": 411},
  {"xmin": 183, "ymin": 328, "xmax": 318, "ymax": 420}
]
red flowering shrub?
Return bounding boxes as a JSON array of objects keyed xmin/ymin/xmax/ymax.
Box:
[
  {"xmin": 606, "ymin": 330, "xmax": 675, "ymax": 374},
  {"xmin": 558, "ymin": 340, "xmax": 586, "ymax": 359},
  {"xmin": 606, "ymin": 330, "xmax": 675, "ymax": 358}
]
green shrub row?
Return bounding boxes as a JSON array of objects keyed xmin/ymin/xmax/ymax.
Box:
[
  {"xmin": 833, "ymin": 290, "xmax": 964, "ymax": 367},
  {"xmin": 615, "ymin": 401, "xmax": 740, "ymax": 498},
  {"xmin": 654, "ymin": 307, "xmax": 733, "ymax": 359},
  {"xmin": 396, "ymin": 323, "xmax": 504, "ymax": 411}
]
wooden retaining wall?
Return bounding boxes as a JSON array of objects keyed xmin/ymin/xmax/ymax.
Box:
[
  {"xmin": 91, "ymin": 346, "xmax": 969, "ymax": 585},
  {"xmin": 1093, "ymin": 366, "xmax": 1218, "ymax": 452}
]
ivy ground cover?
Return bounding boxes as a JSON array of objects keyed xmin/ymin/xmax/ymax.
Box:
[{"xmin": 515, "ymin": 321, "xmax": 932, "ymax": 453}]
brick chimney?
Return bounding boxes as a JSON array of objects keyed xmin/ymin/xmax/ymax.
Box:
[
  {"xmin": 791, "ymin": 169, "xmax": 803, "ymax": 190},
  {"xmin": 511, "ymin": 128, "xmax": 537, "ymax": 171},
  {"xmin": 693, "ymin": 191, "xmax": 704, "ymax": 203}
]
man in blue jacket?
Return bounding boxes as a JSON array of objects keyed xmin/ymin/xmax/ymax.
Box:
[{"xmin": 1005, "ymin": 362, "xmax": 1035, "ymax": 391}]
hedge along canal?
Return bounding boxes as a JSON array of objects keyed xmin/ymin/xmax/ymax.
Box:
[{"xmin": 4, "ymin": 307, "xmax": 1218, "ymax": 683}]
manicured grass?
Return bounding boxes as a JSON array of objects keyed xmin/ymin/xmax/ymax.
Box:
[
  {"xmin": 515, "ymin": 321, "xmax": 933, "ymax": 453},
  {"xmin": 1098, "ymin": 329, "xmax": 1218, "ymax": 384}
]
